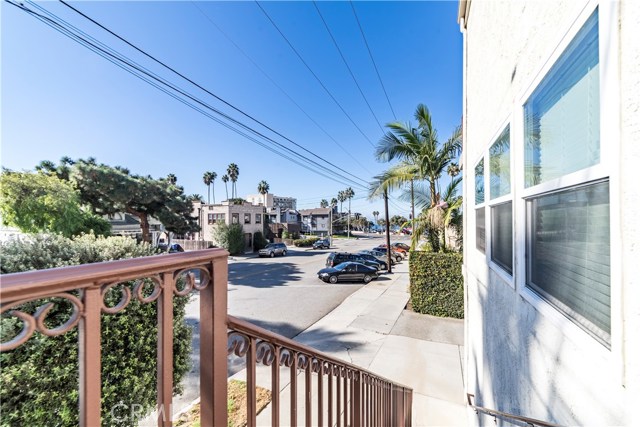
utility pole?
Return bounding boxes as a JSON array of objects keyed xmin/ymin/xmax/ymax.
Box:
[
  {"xmin": 329, "ymin": 204, "xmax": 333, "ymax": 245},
  {"xmin": 384, "ymin": 190, "xmax": 392, "ymax": 273}
]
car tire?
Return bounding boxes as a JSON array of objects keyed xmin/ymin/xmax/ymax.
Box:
[
  {"xmin": 381, "ymin": 263, "xmax": 387, "ymax": 270},
  {"xmin": 396, "ymin": 255, "xmax": 402, "ymax": 262},
  {"xmin": 329, "ymin": 275, "xmax": 338, "ymax": 284},
  {"xmin": 363, "ymin": 275, "xmax": 372, "ymax": 283},
  {"xmin": 270, "ymin": 252, "xmax": 275, "ymax": 258},
  {"xmin": 282, "ymin": 250, "xmax": 287, "ymax": 256}
]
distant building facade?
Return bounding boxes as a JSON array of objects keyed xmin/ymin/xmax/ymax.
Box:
[{"xmin": 193, "ymin": 201, "xmax": 265, "ymax": 251}]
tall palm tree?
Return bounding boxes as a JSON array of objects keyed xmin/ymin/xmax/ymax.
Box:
[
  {"xmin": 447, "ymin": 162, "xmax": 460, "ymax": 186},
  {"xmin": 337, "ymin": 191, "xmax": 346, "ymax": 213},
  {"xmin": 167, "ymin": 173, "xmax": 177, "ymax": 185},
  {"xmin": 257, "ymin": 180, "xmax": 269, "ymax": 206},
  {"xmin": 221, "ymin": 174, "xmax": 229, "ymax": 200},
  {"xmin": 203, "ymin": 172, "xmax": 214, "ymax": 203},
  {"xmin": 345, "ymin": 187, "xmax": 355, "ymax": 237},
  {"xmin": 373, "ymin": 210, "xmax": 379, "ymax": 224},
  {"xmin": 188, "ymin": 194, "xmax": 204, "ymax": 203},
  {"xmin": 331, "ymin": 198, "xmax": 338, "ymax": 210},
  {"xmin": 210, "ymin": 171, "xmax": 218, "ymax": 203},
  {"xmin": 373, "ymin": 103, "xmax": 461, "ymax": 250},
  {"xmin": 320, "ymin": 199, "xmax": 329, "ymax": 208},
  {"xmin": 227, "ymin": 163, "xmax": 239, "ymax": 198}
]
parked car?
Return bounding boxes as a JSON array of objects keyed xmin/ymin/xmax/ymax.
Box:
[
  {"xmin": 312, "ymin": 239, "xmax": 331, "ymax": 249},
  {"xmin": 373, "ymin": 246, "xmax": 403, "ymax": 263},
  {"xmin": 317, "ymin": 262, "xmax": 378, "ymax": 284},
  {"xmin": 157, "ymin": 243, "xmax": 184, "ymax": 253},
  {"xmin": 326, "ymin": 252, "xmax": 384, "ymax": 270},
  {"xmin": 358, "ymin": 249, "xmax": 396, "ymax": 265},
  {"xmin": 356, "ymin": 253, "xmax": 389, "ymax": 270},
  {"xmin": 259, "ymin": 242, "xmax": 287, "ymax": 257},
  {"xmin": 393, "ymin": 242, "xmax": 411, "ymax": 251}
]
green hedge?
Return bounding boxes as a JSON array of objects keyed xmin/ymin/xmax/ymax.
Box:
[
  {"xmin": 409, "ymin": 251, "xmax": 463, "ymax": 319},
  {"xmin": 0, "ymin": 234, "xmax": 192, "ymax": 426},
  {"xmin": 293, "ymin": 237, "xmax": 319, "ymax": 247}
]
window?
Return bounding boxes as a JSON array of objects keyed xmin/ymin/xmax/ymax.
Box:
[
  {"xmin": 491, "ymin": 202, "xmax": 513, "ymax": 274},
  {"xmin": 255, "ymin": 213, "xmax": 261, "ymax": 224},
  {"xmin": 475, "ymin": 159, "xmax": 484, "ymax": 205},
  {"xmin": 526, "ymin": 181, "xmax": 610, "ymax": 345},
  {"xmin": 244, "ymin": 213, "xmax": 251, "ymax": 224},
  {"xmin": 524, "ymin": 11, "xmax": 600, "ymax": 187},
  {"xmin": 522, "ymin": 10, "xmax": 610, "ymax": 346},
  {"xmin": 475, "ymin": 158, "xmax": 486, "ymax": 253},
  {"xmin": 475, "ymin": 208, "xmax": 485, "ymax": 253},
  {"xmin": 232, "ymin": 213, "xmax": 239, "ymax": 224},
  {"xmin": 489, "ymin": 126, "xmax": 510, "ymax": 200},
  {"xmin": 488, "ymin": 125, "xmax": 512, "ymax": 275},
  {"xmin": 208, "ymin": 213, "xmax": 225, "ymax": 224}
]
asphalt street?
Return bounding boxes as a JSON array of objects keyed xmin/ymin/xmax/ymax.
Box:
[{"xmin": 141, "ymin": 233, "xmax": 411, "ymax": 424}]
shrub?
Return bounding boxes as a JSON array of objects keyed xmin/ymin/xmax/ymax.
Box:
[
  {"xmin": 409, "ymin": 251, "xmax": 463, "ymax": 319},
  {"xmin": 0, "ymin": 234, "xmax": 192, "ymax": 426},
  {"xmin": 212, "ymin": 222, "xmax": 245, "ymax": 255},
  {"xmin": 282, "ymin": 230, "xmax": 290, "ymax": 239},
  {"xmin": 293, "ymin": 237, "xmax": 319, "ymax": 247},
  {"xmin": 253, "ymin": 231, "xmax": 267, "ymax": 251}
]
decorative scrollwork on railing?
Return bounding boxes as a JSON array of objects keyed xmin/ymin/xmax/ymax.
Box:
[
  {"xmin": 256, "ymin": 341, "xmax": 277, "ymax": 366},
  {"xmin": 279, "ymin": 348, "xmax": 296, "ymax": 367},
  {"xmin": 101, "ymin": 276, "xmax": 162, "ymax": 314},
  {"xmin": 0, "ymin": 293, "xmax": 84, "ymax": 352},
  {"xmin": 227, "ymin": 331, "xmax": 250, "ymax": 357},
  {"xmin": 174, "ymin": 267, "xmax": 211, "ymax": 296}
]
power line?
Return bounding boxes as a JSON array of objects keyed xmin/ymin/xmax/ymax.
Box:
[
  {"xmin": 12, "ymin": 0, "xmax": 368, "ymax": 191},
  {"xmin": 350, "ymin": 1, "xmax": 397, "ymax": 121},
  {"xmin": 191, "ymin": 1, "xmax": 374, "ymax": 176},
  {"xmin": 312, "ymin": 1, "xmax": 385, "ymax": 134},
  {"xmin": 255, "ymin": 1, "xmax": 376, "ymax": 148},
  {"xmin": 57, "ymin": 0, "xmax": 370, "ymax": 188}
]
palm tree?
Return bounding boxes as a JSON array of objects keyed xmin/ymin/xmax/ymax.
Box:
[
  {"xmin": 372, "ymin": 210, "xmax": 379, "ymax": 224},
  {"xmin": 227, "ymin": 163, "xmax": 239, "ymax": 198},
  {"xmin": 330, "ymin": 198, "xmax": 338, "ymax": 210},
  {"xmin": 167, "ymin": 173, "xmax": 177, "ymax": 185},
  {"xmin": 345, "ymin": 187, "xmax": 355, "ymax": 238},
  {"xmin": 203, "ymin": 172, "xmax": 214, "ymax": 203},
  {"xmin": 188, "ymin": 194, "xmax": 204, "ymax": 203},
  {"xmin": 447, "ymin": 162, "xmax": 460, "ymax": 186},
  {"xmin": 221, "ymin": 174, "xmax": 229, "ymax": 200},
  {"xmin": 257, "ymin": 180, "xmax": 270, "ymax": 206},
  {"xmin": 337, "ymin": 191, "xmax": 346, "ymax": 213},
  {"xmin": 374, "ymin": 104, "xmax": 461, "ymax": 250},
  {"xmin": 320, "ymin": 199, "xmax": 329, "ymax": 208},
  {"xmin": 210, "ymin": 171, "xmax": 218, "ymax": 203}
]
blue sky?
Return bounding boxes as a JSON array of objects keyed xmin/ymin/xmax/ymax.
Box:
[{"xmin": 1, "ymin": 1, "xmax": 462, "ymax": 219}]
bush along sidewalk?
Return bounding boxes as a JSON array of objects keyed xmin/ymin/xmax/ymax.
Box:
[
  {"xmin": 0, "ymin": 234, "xmax": 192, "ymax": 427},
  {"xmin": 409, "ymin": 251, "xmax": 464, "ymax": 319}
]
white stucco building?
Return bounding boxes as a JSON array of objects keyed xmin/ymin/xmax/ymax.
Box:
[
  {"xmin": 193, "ymin": 201, "xmax": 265, "ymax": 251},
  {"xmin": 460, "ymin": 0, "xmax": 639, "ymax": 425}
]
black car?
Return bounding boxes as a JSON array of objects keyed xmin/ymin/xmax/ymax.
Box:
[
  {"xmin": 326, "ymin": 252, "xmax": 384, "ymax": 270},
  {"xmin": 317, "ymin": 262, "xmax": 378, "ymax": 284},
  {"xmin": 313, "ymin": 239, "xmax": 331, "ymax": 249},
  {"xmin": 356, "ymin": 253, "xmax": 388, "ymax": 270}
]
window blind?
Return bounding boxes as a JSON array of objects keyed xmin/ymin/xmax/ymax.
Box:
[
  {"xmin": 491, "ymin": 202, "xmax": 513, "ymax": 274},
  {"xmin": 526, "ymin": 180, "xmax": 610, "ymax": 345}
]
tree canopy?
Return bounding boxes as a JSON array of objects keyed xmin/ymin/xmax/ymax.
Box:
[{"xmin": 0, "ymin": 169, "xmax": 110, "ymax": 237}]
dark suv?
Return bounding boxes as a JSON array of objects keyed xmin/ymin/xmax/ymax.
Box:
[{"xmin": 325, "ymin": 252, "xmax": 385, "ymax": 270}]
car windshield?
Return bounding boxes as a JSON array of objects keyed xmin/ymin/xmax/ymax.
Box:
[{"xmin": 265, "ymin": 244, "xmax": 275, "ymax": 248}]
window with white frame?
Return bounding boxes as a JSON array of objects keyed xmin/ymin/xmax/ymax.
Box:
[
  {"xmin": 522, "ymin": 10, "xmax": 610, "ymax": 346},
  {"xmin": 475, "ymin": 159, "xmax": 485, "ymax": 253},
  {"xmin": 489, "ymin": 126, "xmax": 512, "ymax": 275},
  {"xmin": 255, "ymin": 213, "xmax": 261, "ymax": 224},
  {"xmin": 244, "ymin": 213, "xmax": 251, "ymax": 224}
]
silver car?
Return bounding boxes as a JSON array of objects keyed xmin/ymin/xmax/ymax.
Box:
[{"xmin": 259, "ymin": 243, "xmax": 288, "ymax": 257}]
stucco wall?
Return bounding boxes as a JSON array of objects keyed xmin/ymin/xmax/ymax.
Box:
[{"xmin": 462, "ymin": 0, "xmax": 639, "ymax": 425}]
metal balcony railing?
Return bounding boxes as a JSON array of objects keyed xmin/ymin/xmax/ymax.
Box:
[{"xmin": 0, "ymin": 249, "xmax": 413, "ymax": 426}]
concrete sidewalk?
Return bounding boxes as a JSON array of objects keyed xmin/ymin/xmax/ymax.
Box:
[{"xmin": 232, "ymin": 260, "xmax": 467, "ymax": 426}]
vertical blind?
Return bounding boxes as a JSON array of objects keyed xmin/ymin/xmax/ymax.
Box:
[
  {"xmin": 491, "ymin": 202, "xmax": 513, "ymax": 274},
  {"xmin": 526, "ymin": 181, "xmax": 610, "ymax": 345},
  {"xmin": 476, "ymin": 207, "xmax": 486, "ymax": 253},
  {"xmin": 524, "ymin": 10, "xmax": 600, "ymax": 188}
]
